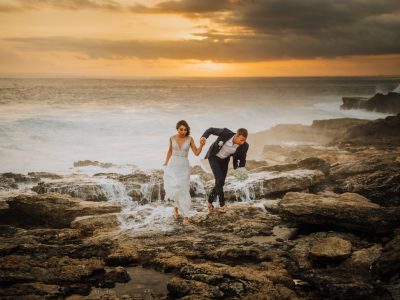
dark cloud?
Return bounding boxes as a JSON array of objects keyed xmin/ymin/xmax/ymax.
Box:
[
  {"xmin": 130, "ymin": 0, "xmax": 233, "ymax": 15},
  {"xmin": 2, "ymin": 0, "xmax": 400, "ymax": 61},
  {"xmin": 4, "ymin": 32, "xmax": 400, "ymax": 63}
]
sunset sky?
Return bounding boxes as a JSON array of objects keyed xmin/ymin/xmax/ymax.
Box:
[{"xmin": 1, "ymin": 0, "xmax": 400, "ymax": 77}]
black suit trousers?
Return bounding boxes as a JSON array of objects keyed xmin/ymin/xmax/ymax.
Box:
[{"xmin": 208, "ymin": 155, "xmax": 230, "ymax": 207}]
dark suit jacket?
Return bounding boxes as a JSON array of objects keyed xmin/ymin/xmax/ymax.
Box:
[{"xmin": 201, "ymin": 127, "xmax": 249, "ymax": 169}]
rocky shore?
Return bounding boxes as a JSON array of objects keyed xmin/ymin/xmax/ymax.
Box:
[
  {"xmin": 341, "ymin": 92, "xmax": 400, "ymax": 114},
  {"xmin": 1, "ymin": 114, "xmax": 399, "ymax": 299}
]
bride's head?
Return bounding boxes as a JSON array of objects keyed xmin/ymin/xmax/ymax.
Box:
[{"xmin": 176, "ymin": 120, "xmax": 190, "ymax": 137}]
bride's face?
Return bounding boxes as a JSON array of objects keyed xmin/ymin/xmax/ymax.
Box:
[{"xmin": 177, "ymin": 125, "xmax": 188, "ymax": 137}]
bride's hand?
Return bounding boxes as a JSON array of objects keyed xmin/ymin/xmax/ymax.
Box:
[{"xmin": 200, "ymin": 137, "xmax": 206, "ymax": 146}]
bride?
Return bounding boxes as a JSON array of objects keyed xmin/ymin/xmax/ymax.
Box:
[{"xmin": 163, "ymin": 120, "xmax": 205, "ymax": 225}]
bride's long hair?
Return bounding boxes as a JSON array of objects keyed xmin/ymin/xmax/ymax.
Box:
[{"xmin": 176, "ymin": 120, "xmax": 190, "ymax": 136}]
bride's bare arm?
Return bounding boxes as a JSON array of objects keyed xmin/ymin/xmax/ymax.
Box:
[
  {"xmin": 190, "ymin": 137, "xmax": 203, "ymax": 156},
  {"xmin": 163, "ymin": 137, "xmax": 173, "ymax": 165}
]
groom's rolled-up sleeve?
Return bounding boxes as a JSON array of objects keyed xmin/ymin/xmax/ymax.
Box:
[{"xmin": 202, "ymin": 127, "xmax": 224, "ymax": 139}]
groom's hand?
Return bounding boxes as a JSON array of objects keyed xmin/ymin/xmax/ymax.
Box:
[{"xmin": 200, "ymin": 137, "xmax": 206, "ymax": 145}]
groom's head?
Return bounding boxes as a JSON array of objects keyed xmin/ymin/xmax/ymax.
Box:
[{"xmin": 233, "ymin": 128, "xmax": 248, "ymax": 145}]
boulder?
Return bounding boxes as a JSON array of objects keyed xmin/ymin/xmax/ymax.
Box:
[
  {"xmin": 70, "ymin": 213, "xmax": 120, "ymax": 233},
  {"xmin": 332, "ymin": 114, "xmax": 400, "ymax": 148},
  {"xmin": 5, "ymin": 193, "xmax": 121, "ymax": 228},
  {"xmin": 32, "ymin": 180, "xmax": 109, "ymax": 202},
  {"xmin": 372, "ymin": 230, "xmax": 400, "ymax": 280},
  {"xmin": 216, "ymin": 169, "xmax": 325, "ymax": 201},
  {"xmin": 275, "ymin": 192, "xmax": 400, "ymax": 234},
  {"xmin": 330, "ymin": 154, "xmax": 400, "ymax": 206},
  {"xmin": 301, "ymin": 269, "xmax": 375, "ymax": 299},
  {"xmin": 309, "ymin": 236, "xmax": 352, "ymax": 262}
]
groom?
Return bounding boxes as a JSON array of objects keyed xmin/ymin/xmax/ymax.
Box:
[{"xmin": 200, "ymin": 127, "xmax": 249, "ymax": 212}]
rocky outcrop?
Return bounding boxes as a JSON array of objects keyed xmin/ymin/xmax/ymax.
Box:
[
  {"xmin": 117, "ymin": 170, "xmax": 165, "ymax": 204},
  {"xmin": 332, "ymin": 114, "xmax": 400, "ymax": 148},
  {"xmin": 341, "ymin": 96, "xmax": 369, "ymax": 110},
  {"xmin": 248, "ymin": 118, "xmax": 369, "ymax": 158},
  {"xmin": 273, "ymin": 192, "xmax": 400, "ymax": 234},
  {"xmin": 330, "ymin": 154, "xmax": 400, "ymax": 206},
  {"xmin": 256, "ymin": 157, "xmax": 331, "ymax": 176},
  {"xmin": 32, "ymin": 179, "xmax": 109, "ymax": 202},
  {"xmin": 4, "ymin": 193, "xmax": 121, "ymax": 228},
  {"xmin": 217, "ymin": 169, "xmax": 325, "ymax": 201},
  {"xmin": 341, "ymin": 92, "xmax": 400, "ymax": 114},
  {"xmin": 0, "ymin": 224, "xmax": 129, "ymax": 299}
]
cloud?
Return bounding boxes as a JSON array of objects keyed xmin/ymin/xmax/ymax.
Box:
[
  {"xmin": 4, "ymin": 32, "xmax": 400, "ymax": 63},
  {"xmin": 2, "ymin": 0, "xmax": 400, "ymax": 61},
  {"xmin": 0, "ymin": 0, "xmax": 125, "ymax": 12}
]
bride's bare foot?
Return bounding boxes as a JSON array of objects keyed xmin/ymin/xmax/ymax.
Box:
[
  {"xmin": 207, "ymin": 203, "xmax": 214, "ymax": 213},
  {"xmin": 216, "ymin": 206, "xmax": 227, "ymax": 213},
  {"xmin": 183, "ymin": 217, "xmax": 190, "ymax": 225},
  {"xmin": 173, "ymin": 207, "xmax": 180, "ymax": 219}
]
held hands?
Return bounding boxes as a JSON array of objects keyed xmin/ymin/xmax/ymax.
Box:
[{"xmin": 200, "ymin": 137, "xmax": 206, "ymax": 146}]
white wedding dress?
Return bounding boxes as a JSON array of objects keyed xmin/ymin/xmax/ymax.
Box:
[{"xmin": 163, "ymin": 136, "xmax": 191, "ymax": 217}]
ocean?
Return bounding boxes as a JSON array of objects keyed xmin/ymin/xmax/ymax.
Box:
[{"xmin": 0, "ymin": 76, "xmax": 398, "ymax": 174}]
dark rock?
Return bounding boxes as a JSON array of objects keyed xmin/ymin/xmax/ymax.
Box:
[
  {"xmin": 372, "ymin": 230, "xmax": 400, "ymax": 280},
  {"xmin": 275, "ymin": 192, "xmax": 400, "ymax": 234},
  {"xmin": 5, "ymin": 193, "xmax": 121, "ymax": 228},
  {"xmin": 216, "ymin": 169, "xmax": 325, "ymax": 202},
  {"xmin": 32, "ymin": 180, "xmax": 109, "ymax": 202},
  {"xmin": 309, "ymin": 236, "xmax": 352, "ymax": 263},
  {"xmin": 332, "ymin": 114, "xmax": 400, "ymax": 148},
  {"xmin": 341, "ymin": 92, "xmax": 400, "ymax": 114},
  {"xmin": 330, "ymin": 154, "xmax": 400, "ymax": 206},
  {"xmin": 302, "ymin": 269, "xmax": 375, "ymax": 299},
  {"xmin": 341, "ymin": 96, "xmax": 369, "ymax": 110}
]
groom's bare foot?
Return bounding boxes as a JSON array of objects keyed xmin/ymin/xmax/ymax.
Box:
[
  {"xmin": 207, "ymin": 203, "xmax": 214, "ymax": 213},
  {"xmin": 183, "ymin": 217, "xmax": 190, "ymax": 225},
  {"xmin": 173, "ymin": 208, "xmax": 180, "ymax": 219}
]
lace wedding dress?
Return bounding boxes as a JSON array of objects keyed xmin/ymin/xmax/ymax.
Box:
[{"xmin": 163, "ymin": 136, "xmax": 191, "ymax": 217}]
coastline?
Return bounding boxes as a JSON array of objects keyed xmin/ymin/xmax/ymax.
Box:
[{"xmin": 1, "ymin": 113, "xmax": 399, "ymax": 299}]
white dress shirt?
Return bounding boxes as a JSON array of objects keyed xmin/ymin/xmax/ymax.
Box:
[{"xmin": 216, "ymin": 136, "xmax": 239, "ymax": 159}]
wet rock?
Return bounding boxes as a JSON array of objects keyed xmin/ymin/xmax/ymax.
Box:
[
  {"xmin": 167, "ymin": 276, "xmax": 224, "ymax": 299},
  {"xmin": 118, "ymin": 170, "xmax": 165, "ymax": 204},
  {"xmin": 341, "ymin": 244, "xmax": 382, "ymax": 271},
  {"xmin": 5, "ymin": 193, "xmax": 121, "ymax": 228},
  {"xmin": 330, "ymin": 154, "xmax": 400, "ymax": 207},
  {"xmin": 105, "ymin": 240, "xmax": 140, "ymax": 266},
  {"xmin": 74, "ymin": 160, "xmax": 116, "ymax": 168},
  {"xmin": 71, "ymin": 213, "xmax": 120, "ymax": 233},
  {"xmin": 0, "ymin": 174, "xmax": 19, "ymax": 191},
  {"xmin": 102, "ymin": 266, "xmax": 130, "ymax": 287},
  {"xmin": 372, "ymin": 230, "xmax": 400, "ymax": 280},
  {"xmin": 309, "ymin": 236, "xmax": 352, "ymax": 262},
  {"xmin": 0, "ymin": 282, "xmax": 64, "ymax": 299},
  {"xmin": 256, "ymin": 157, "xmax": 331, "ymax": 176},
  {"xmin": 341, "ymin": 96, "xmax": 369, "ymax": 110},
  {"xmin": 27, "ymin": 171, "xmax": 63, "ymax": 180},
  {"xmin": 301, "ymin": 269, "xmax": 375, "ymax": 299},
  {"xmin": 275, "ymin": 192, "xmax": 400, "ymax": 234},
  {"xmin": 213, "ymin": 169, "xmax": 325, "ymax": 202},
  {"xmin": 332, "ymin": 114, "xmax": 400, "ymax": 148},
  {"xmin": 0, "ymin": 255, "xmax": 105, "ymax": 285},
  {"xmin": 32, "ymin": 179, "xmax": 109, "ymax": 202},
  {"xmin": 190, "ymin": 175, "xmax": 206, "ymax": 197},
  {"xmin": 341, "ymin": 92, "xmax": 400, "ymax": 114}
]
